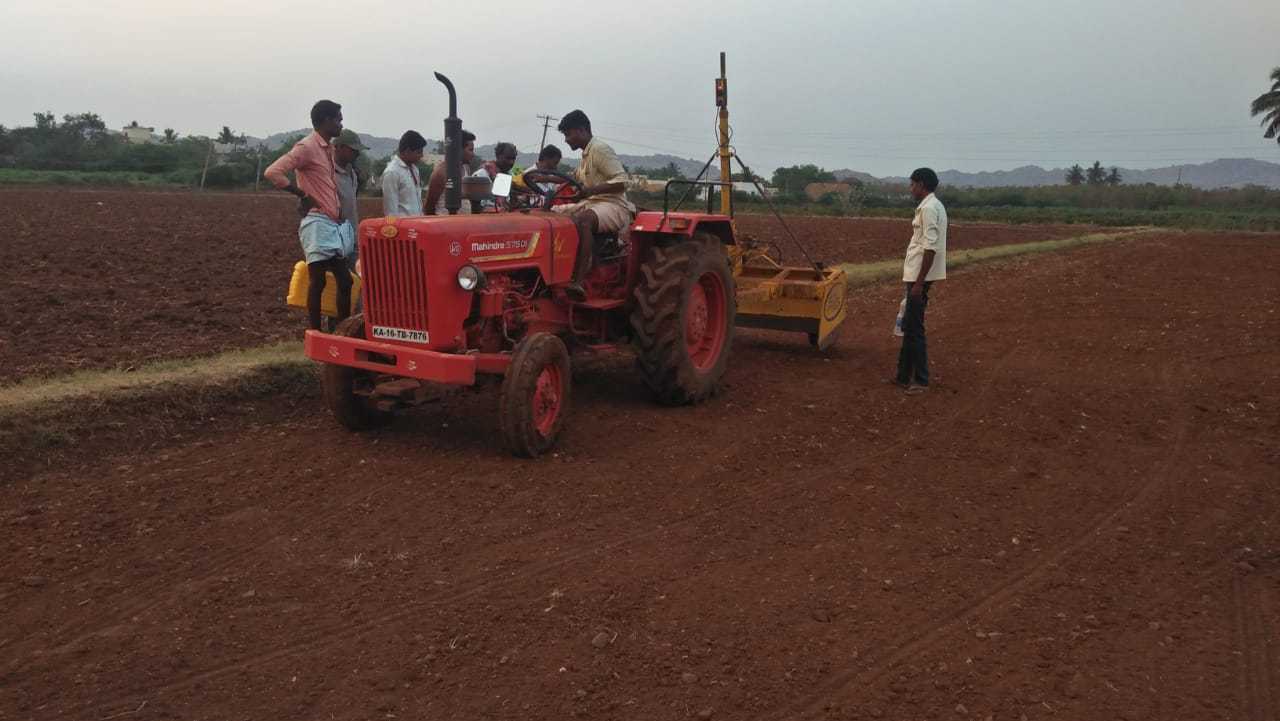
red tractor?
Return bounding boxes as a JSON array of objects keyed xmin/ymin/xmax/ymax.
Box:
[{"xmin": 304, "ymin": 73, "xmax": 737, "ymax": 456}]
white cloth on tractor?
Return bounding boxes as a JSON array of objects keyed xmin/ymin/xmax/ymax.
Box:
[
  {"xmin": 298, "ymin": 213, "xmax": 356, "ymax": 265},
  {"xmin": 902, "ymin": 192, "xmax": 947, "ymax": 282}
]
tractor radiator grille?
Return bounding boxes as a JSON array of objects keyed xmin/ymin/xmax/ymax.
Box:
[{"xmin": 362, "ymin": 236, "xmax": 429, "ymax": 333}]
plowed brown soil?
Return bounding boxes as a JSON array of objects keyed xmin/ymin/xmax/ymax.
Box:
[
  {"xmin": 3, "ymin": 230, "xmax": 1278, "ymax": 721},
  {"xmin": 0, "ymin": 188, "xmax": 1097, "ymax": 383}
]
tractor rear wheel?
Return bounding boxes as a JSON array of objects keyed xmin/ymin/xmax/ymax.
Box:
[
  {"xmin": 499, "ymin": 333, "xmax": 571, "ymax": 458},
  {"xmin": 323, "ymin": 314, "xmax": 392, "ymax": 431},
  {"xmin": 631, "ymin": 234, "xmax": 736, "ymax": 405}
]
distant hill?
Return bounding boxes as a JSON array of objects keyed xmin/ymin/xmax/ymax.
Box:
[
  {"xmin": 251, "ymin": 130, "xmax": 1279, "ymax": 190},
  {"xmin": 832, "ymin": 158, "xmax": 1280, "ymax": 190},
  {"xmin": 253, "ymin": 130, "xmax": 401, "ymax": 160}
]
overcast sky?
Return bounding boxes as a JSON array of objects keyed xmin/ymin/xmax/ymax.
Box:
[{"xmin": 3, "ymin": 0, "xmax": 1278, "ymax": 176}]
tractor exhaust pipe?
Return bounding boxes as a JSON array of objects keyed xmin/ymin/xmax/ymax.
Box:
[{"xmin": 434, "ymin": 71, "xmax": 462, "ymax": 216}]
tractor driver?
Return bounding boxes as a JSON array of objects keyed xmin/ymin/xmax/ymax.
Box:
[{"xmin": 549, "ymin": 110, "xmax": 635, "ymax": 301}]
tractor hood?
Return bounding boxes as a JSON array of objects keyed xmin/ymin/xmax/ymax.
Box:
[{"xmin": 355, "ymin": 212, "xmax": 578, "ymax": 351}]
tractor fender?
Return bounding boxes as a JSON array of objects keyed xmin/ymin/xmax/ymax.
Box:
[{"xmin": 630, "ymin": 211, "xmax": 736, "ymax": 247}]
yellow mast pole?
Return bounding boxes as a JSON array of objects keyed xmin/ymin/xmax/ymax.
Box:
[{"xmin": 717, "ymin": 52, "xmax": 732, "ymax": 215}]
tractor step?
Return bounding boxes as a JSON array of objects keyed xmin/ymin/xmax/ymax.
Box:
[{"xmin": 373, "ymin": 378, "xmax": 422, "ymax": 398}]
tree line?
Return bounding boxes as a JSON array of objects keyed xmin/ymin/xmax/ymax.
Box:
[
  {"xmin": 1065, "ymin": 161, "xmax": 1121, "ymax": 186},
  {"xmin": 0, "ymin": 112, "xmax": 344, "ymax": 188}
]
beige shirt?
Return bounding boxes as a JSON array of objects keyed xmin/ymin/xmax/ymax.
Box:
[
  {"xmin": 575, "ymin": 137, "xmax": 635, "ymax": 214},
  {"xmin": 903, "ymin": 193, "xmax": 947, "ymax": 282}
]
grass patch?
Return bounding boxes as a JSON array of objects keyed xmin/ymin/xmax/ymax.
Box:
[
  {"xmin": 838, "ymin": 229, "xmax": 1155, "ymax": 286},
  {"xmin": 0, "ymin": 341, "xmax": 308, "ymax": 416},
  {"xmin": 0, "ymin": 168, "xmax": 188, "ymax": 187},
  {"xmin": 703, "ymin": 201, "xmax": 1280, "ymax": 232},
  {"xmin": 0, "ymin": 348, "xmax": 318, "ymax": 486}
]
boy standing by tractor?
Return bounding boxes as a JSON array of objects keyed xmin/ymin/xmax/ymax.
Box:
[
  {"xmin": 264, "ymin": 99, "xmax": 355, "ymax": 331},
  {"xmin": 382, "ymin": 130, "xmax": 427, "ymax": 217},
  {"xmin": 551, "ymin": 110, "xmax": 635, "ymax": 300}
]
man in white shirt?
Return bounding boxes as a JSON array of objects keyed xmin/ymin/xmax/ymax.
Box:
[
  {"xmin": 381, "ymin": 130, "xmax": 427, "ymax": 216},
  {"xmin": 894, "ymin": 167, "xmax": 947, "ymax": 394}
]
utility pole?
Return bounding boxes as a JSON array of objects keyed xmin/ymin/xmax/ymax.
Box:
[
  {"xmin": 199, "ymin": 138, "xmax": 214, "ymax": 191},
  {"xmin": 716, "ymin": 51, "xmax": 732, "ymax": 215},
  {"xmin": 536, "ymin": 114, "xmax": 557, "ymax": 151}
]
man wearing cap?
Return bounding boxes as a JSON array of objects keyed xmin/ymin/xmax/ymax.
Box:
[
  {"xmin": 332, "ymin": 129, "xmax": 367, "ymax": 325},
  {"xmin": 334, "ymin": 129, "xmax": 367, "ymax": 233}
]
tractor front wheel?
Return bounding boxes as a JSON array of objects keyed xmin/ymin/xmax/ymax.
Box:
[
  {"xmin": 323, "ymin": 314, "xmax": 393, "ymax": 431},
  {"xmin": 631, "ymin": 235, "xmax": 736, "ymax": 405},
  {"xmin": 499, "ymin": 333, "xmax": 571, "ymax": 458}
]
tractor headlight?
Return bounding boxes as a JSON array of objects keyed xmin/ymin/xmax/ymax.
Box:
[{"xmin": 457, "ymin": 264, "xmax": 485, "ymax": 291}]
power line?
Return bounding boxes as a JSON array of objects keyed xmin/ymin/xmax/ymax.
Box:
[{"xmin": 591, "ymin": 119, "xmax": 1263, "ymax": 140}]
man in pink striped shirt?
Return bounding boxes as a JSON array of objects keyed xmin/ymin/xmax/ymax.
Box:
[{"xmin": 264, "ymin": 100, "xmax": 355, "ymax": 330}]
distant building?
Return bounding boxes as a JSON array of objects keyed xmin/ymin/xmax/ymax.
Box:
[
  {"xmin": 626, "ymin": 173, "xmax": 670, "ymax": 194},
  {"xmin": 733, "ymin": 181, "xmax": 766, "ymax": 197},
  {"xmin": 121, "ymin": 123, "xmax": 157, "ymax": 144},
  {"xmin": 804, "ymin": 182, "xmax": 852, "ymax": 201}
]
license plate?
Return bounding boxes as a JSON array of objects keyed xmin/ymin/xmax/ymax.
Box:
[{"xmin": 372, "ymin": 326, "xmax": 429, "ymax": 344}]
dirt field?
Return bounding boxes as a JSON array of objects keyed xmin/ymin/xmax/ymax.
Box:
[
  {"xmin": 0, "ymin": 188, "xmax": 1097, "ymax": 383},
  {"xmin": 3, "ymin": 231, "xmax": 1277, "ymax": 720}
]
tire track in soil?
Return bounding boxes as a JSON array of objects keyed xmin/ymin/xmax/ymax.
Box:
[
  {"xmin": 90, "ymin": 343, "xmax": 1021, "ymax": 716},
  {"xmin": 763, "ymin": 360, "xmax": 1195, "ymax": 721},
  {"xmin": 1233, "ymin": 563, "xmax": 1279, "ymax": 721}
]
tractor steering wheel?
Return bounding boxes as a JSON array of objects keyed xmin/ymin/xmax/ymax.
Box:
[
  {"xmin": 506, "ymin": 173, "xmax": 548, "ymax": 210},
  {"xmin": 520, "ymin": 169, "xmax": 584, "ymax": 208}
]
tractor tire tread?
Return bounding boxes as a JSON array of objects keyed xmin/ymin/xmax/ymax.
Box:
[
  {"xmin": 323, "ymin": 314, "xmax": 393, "ymax": 431},
  {"xmin": 630, "ymin": 233, "xmax": 736, "ymax": 406},
  {"xmin": 499, "ymin": 333, "xmax": 571, "ymax": 458}
]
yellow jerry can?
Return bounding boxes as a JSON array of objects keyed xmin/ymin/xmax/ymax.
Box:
[{"xmin": 286, "ymin": 261, "xmax": 362, "ymax": 318}]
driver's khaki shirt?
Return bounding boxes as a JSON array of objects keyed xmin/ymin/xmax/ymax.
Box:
[{"xmin": 576, "ymin": 137, "xmax": 635, "ymax": 214}]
